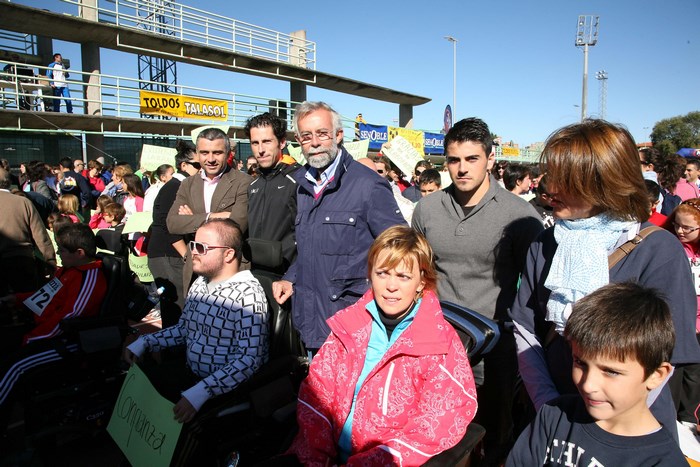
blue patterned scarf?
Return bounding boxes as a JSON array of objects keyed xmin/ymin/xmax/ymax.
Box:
[{"xmin": 545, "ymin": 212, "xmax": 635, "ymax": 334}]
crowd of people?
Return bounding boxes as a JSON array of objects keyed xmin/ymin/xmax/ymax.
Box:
[{"xmin": 0, "ymin": 101, "xmax": 698, "ymax": 465}]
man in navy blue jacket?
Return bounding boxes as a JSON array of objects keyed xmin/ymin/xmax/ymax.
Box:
[{"xmin": 272, "ymin": 101, "xmax": 405, "ymax": 350}]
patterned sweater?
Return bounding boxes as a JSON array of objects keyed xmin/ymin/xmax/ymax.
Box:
[{"xmin": 128, "ymin": 270, "xmax": 269, "ymax": 410}]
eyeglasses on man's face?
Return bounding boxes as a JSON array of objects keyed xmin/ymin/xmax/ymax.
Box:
[
  {"xmin": 189, "ymin": 241, "xmax": 231, "ymax": 255},
  {"xmin": 672, "ymin": 222, "xmax": 700, "ymax": 234},
  {"xmin": 298, "ymin": 129, "xmax": 335, "ymax": 145}
]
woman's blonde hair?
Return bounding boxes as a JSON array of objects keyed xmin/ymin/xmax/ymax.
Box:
[
  {"xmin": 541, "ymin": 119, "xmax": 649, "ymax": 222},
  {"xmin": 112, "ymin": 164, "xmax": 133, "ymax": 180},
  {"xmin": 367, "ymin": 225, "xmax": 437, "ymax": 292}
]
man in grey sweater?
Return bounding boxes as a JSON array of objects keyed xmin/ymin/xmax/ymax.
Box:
[{"xmin": 412, "ymin": 117, "xmax": 543, "ymax": 465}]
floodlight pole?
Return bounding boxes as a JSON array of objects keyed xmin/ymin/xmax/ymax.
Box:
[{"xmin": 575, "ymin": 15, "xmax": 599, "ymax": 122}]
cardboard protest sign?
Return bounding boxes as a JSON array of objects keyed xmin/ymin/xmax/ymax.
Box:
[
  {"xmin": 123, "ymin": 211, "xmax": 153, "ymax": 234},
  {"xmin": 381, "ymin": 136, "xmax": 425, "ymax": 178},
  {"xmin": 129, "ymin": 254, "xmax": 153, "ymax": 282},
  {"xmin": 344, "ymin": 139, "xmax": 370, "ymax": 160},
  {"xmin": 107, "ymin": 364, "xmax": 183, "ymax": 467},
  {"xmin": 140, "ymin": 145, "xmax": 177, "ymax": 172},
  {"xmin": 287, "ymin": 144, "xmax": 307, "ymax": 165}
]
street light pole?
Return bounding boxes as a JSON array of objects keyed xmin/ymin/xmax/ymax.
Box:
[
  {"xmin": 444, "ymin": 35, "xmax": 457, "ymax": 120},
  {"xmin": 575, "ymin": 15, "xmax": 599, "ymax": 122}
]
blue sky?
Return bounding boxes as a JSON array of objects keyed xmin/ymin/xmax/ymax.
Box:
[{"xmin": 22, "ymin": 0, "xmax": 700, "ymax": 146}]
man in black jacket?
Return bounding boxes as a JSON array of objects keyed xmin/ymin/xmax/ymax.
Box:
[
  {"xmin": 244, "ymin": 113, "xmax": 300, "ymax": 273},
  {"xmin": 147, "ymin": 142, "xmax": 200, "ymax": 327}
]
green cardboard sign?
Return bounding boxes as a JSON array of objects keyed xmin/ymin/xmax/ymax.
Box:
[
  {"xmin": 140, "ymin": 144, "xmax": 177, "ymax": 172},
  {"xmin": 107, "ymin": 364, "xmax": 184, "ymax": 467},
  {"xmin": 344, "ymin": 139, "xmax": 370, "ymax": 160},
  {"xmin": 123, "ymin": 211, "xmax": 153, "ymax": 234},
  {"xmin": 129, "ymin": 254, "xmax": 154, "ymax": 282}
]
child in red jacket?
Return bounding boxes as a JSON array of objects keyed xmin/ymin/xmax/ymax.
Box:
[{"xmin": 0, "ymin": 223, "xmax": 107, "ymax": 415}]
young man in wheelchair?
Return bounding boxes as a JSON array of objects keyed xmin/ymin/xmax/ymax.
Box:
[
  {"xmin": 123, "ymin": 218, "xmax": 269, "ymax": 463},
  {"xmin": 0, "ymin": 222, "xmax": 107, "ymax": 430}
]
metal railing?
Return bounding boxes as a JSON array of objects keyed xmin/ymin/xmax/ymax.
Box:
[
  {"xmin": 0, "ymin": 59, "xmax": 303, "ymax": 125},
  {"xmin": 0, "ymin": 31, "xmax": 36, "ymax": 57},
  {"xmin": 61, "ymin": 0, "xmax": 316, "ymax": 69}
]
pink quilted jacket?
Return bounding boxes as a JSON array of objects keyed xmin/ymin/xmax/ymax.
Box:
[{"xmin": 289, "ymin": 289, "xmax": 478, "ymax": 466}]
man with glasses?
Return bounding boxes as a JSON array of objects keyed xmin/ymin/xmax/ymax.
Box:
[
  {"xmin": 73, "ymin": 159, "xmax": 85, "ymax": 175},
  {"xmin": 167, "ymin": 128, "xmax": 252, "ymax": 292},
  {"xmin": 125, "ymin": 219, "xmax": 268, "ymax": 458},
  {"xmin": 272, "ymin": 101, "xmax": 405, "ymax": 353},
  {"xmin": 148, "ymin": 141, "xmax": 201, "ymax": 327},
  {"xmin": 244, "ymin": 112, "xmax": 300, "ymax": 273}
]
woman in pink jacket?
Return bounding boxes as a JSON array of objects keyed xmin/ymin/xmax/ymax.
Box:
[{"xmin": 288, "ymin": 225, "xmax": 477, "ymax": 466}]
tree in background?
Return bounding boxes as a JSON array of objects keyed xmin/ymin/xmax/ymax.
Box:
[{"xmin": 651, "ymin": 111, "xmax": 700, "ymax": 154}]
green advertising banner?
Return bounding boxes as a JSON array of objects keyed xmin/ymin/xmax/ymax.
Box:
[{"xmin": 107, "ymin": 364, "xmax": 184, "ymax": 467}]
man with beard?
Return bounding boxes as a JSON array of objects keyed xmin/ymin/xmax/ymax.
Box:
[
  {"xmin": 272, "ymin": 101, "xmax": 405, "ymax": 352},
  {"xmin": 124, "ymin": 219, "xmax": 268, "ymax": 462},
  {"xmin": 244, "ymin": 112, "xmax": 300, "ymax": 273}
]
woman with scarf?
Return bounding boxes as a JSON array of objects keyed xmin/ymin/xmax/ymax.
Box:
[{"xmin": 510, "ymin": 119, "xmax": 700, "ymax": 437}]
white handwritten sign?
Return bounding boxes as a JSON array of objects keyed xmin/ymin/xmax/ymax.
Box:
[
  {"xmin": 381, "ymin": 136, "xmax": 425, "ymax": 178},
  {"xmin": 344, "ymin": 139, "xmax": 370, "ymax": 160},
  {"xmin": 140, "ymin": 145, "xmax": 177, "ymax": 172}
]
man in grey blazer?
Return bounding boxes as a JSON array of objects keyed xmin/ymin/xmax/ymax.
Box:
[{"xmin": 167, "ymin": 128, "xmax": 251, "ymax": 292}]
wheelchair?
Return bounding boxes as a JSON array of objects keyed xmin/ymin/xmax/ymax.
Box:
[
  {"xmin": 183, "ymin": 239, "xmax": 501, "ymax": 466},
  {"xmin": 162, "ymin": 241, "xmax": 309, "ymax": 466},
  {"xmin": 0, "ymin": 253, "xmax": 132, "ymax": 463}
]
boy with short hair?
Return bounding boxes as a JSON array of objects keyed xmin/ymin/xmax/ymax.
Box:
[
  {"xmin": 506, "ymin": 282, "xmax": 686, "ymax": 466},
  {"xmin": 0, "ymin": 222, "xmax": 107, "ymax": 426},
  {"xmin": 0, "ymin": 222, "xmax": 106, "ymax": 348},
  {"xmin": 418, "ymin": 168, "xmax": 442, "ymax": 197}
]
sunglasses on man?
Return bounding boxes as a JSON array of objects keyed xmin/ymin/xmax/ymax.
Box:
[{"xmin": 189, "ymin": 241, "xmax": 231, "ymax": 255}]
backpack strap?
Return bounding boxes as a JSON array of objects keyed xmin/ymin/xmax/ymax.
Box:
[
  {"xmin": 543, "ymin": 224, "xmax": 662, "ymax": 348},
  {"xmin": 607, "ymin": 225, "xmax": 662, "ymax": 269}
]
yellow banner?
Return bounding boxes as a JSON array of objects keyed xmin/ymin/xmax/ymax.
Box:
[
  {"xmin": 139, "ymin": 90, "xmax": 228, "ymax": 121},
  {"xmin": 502, "ymin": 146, "xmax": 520, "ymax": 156},
  {"xmin": 388, "ymin": 126, "xmax": 424, "ymax": 155}
]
